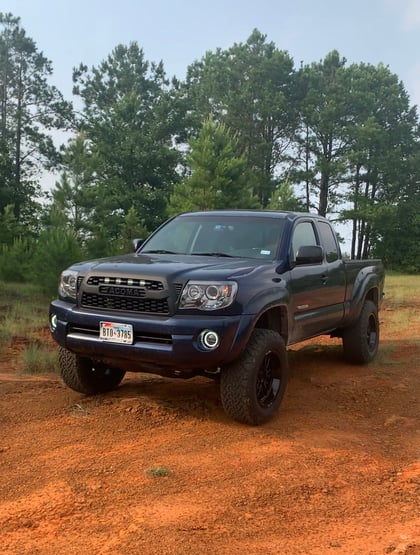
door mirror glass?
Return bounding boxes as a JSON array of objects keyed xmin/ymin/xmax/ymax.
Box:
[{"xmin": 295, "ymin": 245, "xmax": 324, "ymax": 265}]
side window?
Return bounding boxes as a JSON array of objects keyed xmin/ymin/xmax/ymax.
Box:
[
  {"xmin": 291, "ymin": 221, "xmax": 318, "ymax": 259},
  {"xmin": 318, "ymin": 221, "xmax": 339, "ymax": 263}
]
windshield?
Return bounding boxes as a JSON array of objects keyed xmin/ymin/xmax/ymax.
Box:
[{"xmin": 141, "ymin": 215, "xmax": 285, "ymax": 260}]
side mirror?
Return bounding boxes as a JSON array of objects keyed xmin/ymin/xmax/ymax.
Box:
[
  {"xmin": 132, "ymin": 238, "xmax": 144, "ymax": 252},
  {"xmin": 295, "ymin": 245, "xmax": 324, "ymax": 265}
]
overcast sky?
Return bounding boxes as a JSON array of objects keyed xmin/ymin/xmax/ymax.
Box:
[{"xmin": 2, "ymin": 0, "xmax": 420, "ymax": 108}]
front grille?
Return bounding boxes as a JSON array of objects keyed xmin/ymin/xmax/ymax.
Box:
[
  {"xmin": 174, "ymin": 283, "xmax": 183, "ymax": 299},
  {"xmin": 79, "ymin": 275, "xmax": 183, "ymax": 316},
  {"xmin": 81, "ymin": 292, "xmax": 169, "ymax": 314},
  {"xmin": 77, "ymin": 276, "xmax": 84, "ymax": 291},
  {"xmin": 86, "ymin": 276, "xmax": 164, "ymax": 290}
]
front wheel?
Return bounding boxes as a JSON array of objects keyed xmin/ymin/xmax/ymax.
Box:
[
  {"xmin": 342, "ymin": 300, "xmax": 379, "ymax": 364},
  {"xmin": 58, "ymin": 347, "xmax": 126, "ymax": 394},
  {"xmin": 220, "ymin": 329, "xmax": 289, "ymax": 425}
]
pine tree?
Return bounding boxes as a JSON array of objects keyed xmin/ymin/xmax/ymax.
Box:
[{"xmin": 168, "ymin": 118, "xmax": 259, "ymax": 215}]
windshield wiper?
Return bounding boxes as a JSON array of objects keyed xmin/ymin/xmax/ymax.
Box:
[
  {"xmin": 141, "ymin": 249, "xmax": 180, "ymax": 254},
  {"xmin": 192, "ymin": 252, "xmax": 237, "ymax": 258}
]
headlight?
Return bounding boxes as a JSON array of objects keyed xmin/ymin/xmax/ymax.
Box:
[
  {"xmin": 58, "ymin": 269, "xmax": 79, "ymax": 301},
  {"xmin": 179, "ymin": 281, "xmax": 237, "ymax": 311}
]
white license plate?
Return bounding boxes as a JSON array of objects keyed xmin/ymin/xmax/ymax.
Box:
[{"xmin": 100, "ymin": 322, "xmax": 133, "ymax": 344}]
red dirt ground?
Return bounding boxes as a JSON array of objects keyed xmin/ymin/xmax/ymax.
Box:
[{"xmin": 0, "ymin": 300, "xmax": 419, "ymax": 555}]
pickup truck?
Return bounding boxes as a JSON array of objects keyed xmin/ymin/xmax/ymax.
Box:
[{"xmin": 49, "ymin": 210, "xmax": 384, "ymax": 425}]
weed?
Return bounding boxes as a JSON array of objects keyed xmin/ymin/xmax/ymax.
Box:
[
  {"xmin": 67, "ymin": 403, "xmax": 91, "ymax": 415},
  {"xmin": 145, "ymin": 466, "xmax": 172, "ymax": 478},
  {"xmin": 21, "ymin": 342, "xmax": 58, "ymax": 374}
]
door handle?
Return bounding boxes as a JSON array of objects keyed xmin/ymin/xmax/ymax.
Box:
[{"xmin": 321, "ymin": 274, "xmax": 328, "ymax": 285}]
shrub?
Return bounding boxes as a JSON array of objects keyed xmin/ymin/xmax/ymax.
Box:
[
  {"xmin": 31, "ymin": 228, "xmax": 85, "ymax": 295},
  {"xmin": 0, "ymin": 236, "xmax": 34, "ymax": 282}
]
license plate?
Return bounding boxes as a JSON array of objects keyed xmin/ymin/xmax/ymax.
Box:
[{"xmin": 100, "ymin": 321, "xmax": 133, "ymax": 344}]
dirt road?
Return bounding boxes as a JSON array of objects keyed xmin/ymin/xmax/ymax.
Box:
[{"xmin": 0, "ymin": 299, "xmax": 419, "ymax": 554}]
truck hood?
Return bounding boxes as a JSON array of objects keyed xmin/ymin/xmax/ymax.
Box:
[{"xmin": 71, "ymin": 252, "xmax": 268, "ymax": 282}]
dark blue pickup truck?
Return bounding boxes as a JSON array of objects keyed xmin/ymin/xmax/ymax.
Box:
[{"xmin": 49, "ymin": 210, "xmax": 384, "ymax": 425}]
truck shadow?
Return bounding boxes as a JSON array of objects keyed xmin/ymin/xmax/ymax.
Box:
[
  {"xmin": 100, "ymin": 336, "xmax": 416, "ymax": 433},
  {"xmin": 114, "ymin": 373, "xmax": 224, "ymax": 423}
]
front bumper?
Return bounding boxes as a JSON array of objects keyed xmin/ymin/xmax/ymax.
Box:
[{"xmin": 49, "ymin": 300, "xmax": 253, "ymax": 372}]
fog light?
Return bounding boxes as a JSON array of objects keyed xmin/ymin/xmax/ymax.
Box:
[
  {"xmin": 49, "ymin": 313, "xmax": 57, "ymax": 332},
  {"xmin": 198, "ymin": 329, "xmax": 220, "ymax": 350}
]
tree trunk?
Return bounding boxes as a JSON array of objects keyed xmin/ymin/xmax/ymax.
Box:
[
  {"xmin": 13, "ymin": 56, "xmax": 23, "ymax": 219},
  {"xmin": 318, "ymin": 172, "xmax": 328, "ymax": 216},
  {"xmin": 1, "ymin": 51, "xmax": 7, "ymax": 141},
  {"xmin": 351, "ymin": 163, "xmax": 361, "ymax": 259},
  {"xmin": 305, "ymin": 124, "xmax": 310, "ymax": 211}
]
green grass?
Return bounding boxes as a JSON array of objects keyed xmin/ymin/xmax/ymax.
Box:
[
  {"xmin": 382, "ymin": 274, "xmax": 420, "ymax": 336},
  {"xmin": 0, "ymin": 281, "xmax": 51, "ymax": 347},
  {"xmin": 383, "ymin": 273, "xmax": 420, "ymax": 306},
  {"xmin": 0, "ymin": 281, "xmax": 58, "ymax": 374},
  {"xmin": 20, "ymin": 342, "xmax": 59, "ymax": 375}
]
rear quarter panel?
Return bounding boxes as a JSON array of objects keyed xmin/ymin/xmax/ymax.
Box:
[{"xmin": 342, "ymin": 259, "xmax": 384, "ymax": 324}]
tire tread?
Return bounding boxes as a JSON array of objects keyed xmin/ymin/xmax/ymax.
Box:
[
  {"xmin": 220, "ymin": 329, "xmax": 288, "ymax": 425},
  {"xmin": 58, "ymin": 347, "xmax": 125, "ymax": 394},
  {"xmin": 342, "ymin": 300, "xmax": 379, "ymax": 364}
]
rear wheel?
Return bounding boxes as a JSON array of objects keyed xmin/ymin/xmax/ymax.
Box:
[
  {"xmin": 342, "ymin": 300, "xmax": 379, "ymax": 364},
  {"xmin": 220, "ymin": 329, "xmax": 289, "ymax": 425},
  {"xmin": 58, "ymin": 347, "xmax": 125, "ymax": 394}
]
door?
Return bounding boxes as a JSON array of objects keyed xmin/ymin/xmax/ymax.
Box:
[{"xmin": 290, "ymin": 220, "xmax": 345, "ymax": 342}]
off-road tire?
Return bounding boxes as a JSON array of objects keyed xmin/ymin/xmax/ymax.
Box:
[
  {"xmin": 58, "ymin": 347, "xmax": 125, "ymax": 394},
  {"xmin": 220, "ymin": 329, "xmax": 289, "ymax": 425},
  {"xmin": 342, "ymin": 300, "xmax": 379, "ymax": 364}
]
